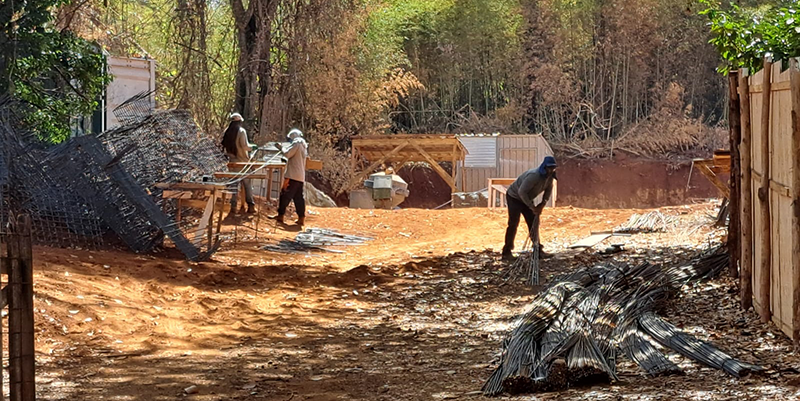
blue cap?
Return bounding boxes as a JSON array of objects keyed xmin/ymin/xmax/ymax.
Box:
[{"xmin": 542, "ymin": 156, "xmax": 557, "ymax": 167}]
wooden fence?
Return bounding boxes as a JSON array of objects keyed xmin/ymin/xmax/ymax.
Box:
[
  {"xmin": 734, "ymin": 59, "xmax": 800, "ymax": 343},
  {"xmin": 0, "ymin": 214, "xmax": 36, "ymax": 401}
]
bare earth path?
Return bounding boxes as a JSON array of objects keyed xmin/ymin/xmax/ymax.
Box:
[{"xmin": 28, "ymin": 203, "xmax": 800, "ymax": 400}]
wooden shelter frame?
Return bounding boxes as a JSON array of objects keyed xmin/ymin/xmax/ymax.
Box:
[{"xmin": 348, "ymin": 135, "xmax": 467, "ymax": 192}]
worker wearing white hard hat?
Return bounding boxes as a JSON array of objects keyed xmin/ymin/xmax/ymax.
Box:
[
  {"xmin": 220, "ymin": 113, "xmax": 258, "ymax": 215},
  {"xmin": 272, "ymin": 128, "xmax": 308, "ymax": 226}
]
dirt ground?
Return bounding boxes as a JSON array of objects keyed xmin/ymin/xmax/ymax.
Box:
[{"xmin": 28, "ymin": 201, "xmax": 800, "ymax": 400}]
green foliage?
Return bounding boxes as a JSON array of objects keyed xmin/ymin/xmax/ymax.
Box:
[
  {"xmin": 1, "ymin": 0, "xmax": 110, "ymax": 143},
  {"xmin": 13, "ymin": 32, "xmax": 110, "ymax": 143},
  {"xmin": 700, "ymin": 0, "xmax": 800, "ymax": 74}
]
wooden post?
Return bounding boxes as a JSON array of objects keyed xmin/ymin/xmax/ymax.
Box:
[
  {"xmin": 8, "ymin": 214, "xmax": 35, "ymax": 401},
  {"xmin": 728, "ymin": 71, "xmax": 742, "ymax": 278},
  {"xmin": 739, "ymin": 70, "xmax": 754, "ymax": 311},
  {"xmin": 451, "ymin": 143, "xmax": 459, "ymax": 192},
  {"xmin": 790, "ymin": 59, "xmax": 800, "ymax": 347},
  {"xmin": 757, "ymin": 59, "xmax": 773, "ymax": 324},
  {"xmin": 460, "ymin": 157, "xmax": 466, "ymax": 193}
]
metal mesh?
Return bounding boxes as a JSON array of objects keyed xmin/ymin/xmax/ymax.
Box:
[
  {"xmin": 98, "ymin": 109, "xmax": 228, "ymax": 205},
  {"xmin": 0, "ymin": 100, "xmax": 106, "ymax": 247},
  {"xmin": 113, "ymin": 90, "xmax": 157, "ymax": 125},
  {"xmin": 43, "ymin": 136, "xmax": 201, "ymax": 260},
  {"xmin": 0, "ymin": 97, "xmax": 225, "ymax": 258}
]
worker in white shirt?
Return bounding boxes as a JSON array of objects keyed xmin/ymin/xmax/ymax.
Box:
[
  {"xmin": 220, "ymin": 113, "xmax": 258, "ymax": 215},
  {"xmin": 273, "ymin": 128, "xmax": 308, "ymax": 226}
]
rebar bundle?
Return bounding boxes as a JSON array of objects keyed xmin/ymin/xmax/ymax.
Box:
[
  {"xmin": 505, "ymin": 215, "xmax": 541, "ymax": 285},
  {"xmin": 483, "ymin": 247, "xmax": 760, "ymax": 396}
]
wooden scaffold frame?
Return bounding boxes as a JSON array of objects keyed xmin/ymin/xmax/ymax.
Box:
[{"xmin": 347, "ymin": 134, "xmax": 467, "ymax": 193}]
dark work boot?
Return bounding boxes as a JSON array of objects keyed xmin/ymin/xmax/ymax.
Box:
[
  {"xmin": 296, "ymin": 217, "xmax": 305, "ymax": 227},
  {"xmin": 246, "ymin": 204, "xmax": 256, "ymax": 214},
  {"xmin": 501, "ymin": 250, "xmax": 516, "ymax": 262}
]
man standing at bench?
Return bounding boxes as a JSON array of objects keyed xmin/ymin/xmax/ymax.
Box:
[
  {"xmin": 502, "ymin": 156, "xmax": 557, "ymax": 262},
  {"xmin": 273, "ymin": 129, "xmax": 308, "ymax": 226}
]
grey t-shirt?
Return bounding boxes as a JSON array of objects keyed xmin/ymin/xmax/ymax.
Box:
[{"xmin": 506, "ymin": 168, "xmax": 554, "ymax": 209}]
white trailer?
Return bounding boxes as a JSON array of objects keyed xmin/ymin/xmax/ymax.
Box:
[{"xmin": 105, "ymin": 56, "xmax": 156, "ymax": 129}]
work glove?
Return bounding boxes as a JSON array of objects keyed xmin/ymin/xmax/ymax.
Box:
[
  {"xmin": 250, "ymin": 144, "xmax": 259, "ymax": 151},
  {"xmin": 533, "ymin": 203, "xmax": 545, "ymax": 214}
]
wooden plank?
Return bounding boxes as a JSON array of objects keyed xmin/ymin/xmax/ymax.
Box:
[
  {"xmin": 758, "ymin": 59, "xmax": 773, "ymax": 324},
  {"xmin": 769, "ymin": 180, "xmax": 792, "ymax": 197},
  {"xmin": 779, "ymin": 194, "xmax": 794, "ymax": 338},
  {"xmin": 213, "ymin": 172, "xmax": 271, "ymax": 179},
  {"xmin": 569, "ymin": 233, "xmax": 612, "ymax": 249},
  {"xmin": 491, "ymin": 184, "xmax": 509, "ymax": 194},
  {"xmin": 7, "ymin": 214, "xmax": 35, "ymax": 401},
  {"xmin": 352, "ymin": 134, "xmax": 459, "ymax": 141},
  {"xmin": 694, "ymin": 160, "xmax": 730, "ymax": 197},
  {"xmin": 155, "ymin": 182, "xmax": 226, "ymax": 191},
  {"xmin": 227, "ymin": 162, "xmax": 285, "ymax": 169},
  {"xmin": 192, "ymin": 194, "xmax": 216, "ymax": 248},
  {"xmin": 771, "ymin": 193, "xmax": 783, "ymax": 333},
  {"xmin": 408, "ymin": 140, "xmax": 457, "ymax": 191},
  {"xmin": 791, "ymin": 58, "xmax": 800, "ymax": 345},
  {"xmin": 162, "ymin": 190, "xmax": 193, "ymax": 199},
  {"xmin": 216, "ymin": 191, "xmax": 226, "ymax": 243},
  {"xmin": 306, "ymin": 159, "xmax": 323, "ymax": 170},
  {"xmin": 750, "ymin": 79, "xmax": 792, "ymax": 92}
]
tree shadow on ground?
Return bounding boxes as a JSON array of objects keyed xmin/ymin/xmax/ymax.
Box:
[{"xmin": 34, "ymin": 244, "xmax": 799, "ymax": 401}]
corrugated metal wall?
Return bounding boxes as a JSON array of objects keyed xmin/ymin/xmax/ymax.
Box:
[
  {"xmin": 460, "ymin": 135, "xmax": 554, "ymax": 196},
  {"xmin": 461, "ymin": 136, "xmax": 497, "ymax": 168}
]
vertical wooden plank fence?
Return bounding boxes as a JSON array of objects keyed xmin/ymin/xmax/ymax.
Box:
[
  {"xmin": 738, "ymin": 58, "xmax": 800, "ymax": 345},
  {"xmin": 1, "ymin": 214, "xmax": 36, "ymax": 400}
]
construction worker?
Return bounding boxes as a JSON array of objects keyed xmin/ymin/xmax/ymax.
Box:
[
  {"xmin": 273, "ymin": 128, "xmax": 308, "ymax": 226},
  {"xmin": 221, "ymin": 113, "xmax": 258, "ymax": 215},
  {"xmin": 502, "ymin": 156, "xmax": 557, "ymax": 261}
]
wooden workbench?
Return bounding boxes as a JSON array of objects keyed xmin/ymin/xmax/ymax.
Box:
[
  {"xmin": 217, "ymin": 161, "xmax": 286, "ymax": 206},
  {"xmin": 157, "ymin": 182, "xmax": 230, "ymax": 252}
]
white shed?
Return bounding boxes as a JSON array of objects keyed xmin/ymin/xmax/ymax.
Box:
[{"xmin": 457, "ymin": 134, "xmax": 555, "ymax": 206}]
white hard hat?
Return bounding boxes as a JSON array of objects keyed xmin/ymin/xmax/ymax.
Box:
[
  {"xmin": 287, "ymin": 128, "xmax": 303, "ymax": 139},
  {"xmin": 229, "ymin": 113, "xmax": 244, "ymax": 122}
]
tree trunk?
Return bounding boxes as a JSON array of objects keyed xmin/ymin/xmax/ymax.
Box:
[
  {"xmin": 738, "ymin": 70, "xmax": 753, "ymax": 311},
  {"xmin": 758, "ymin": 60, "xmax": 772, "ymax": 324},
  {"xmin": 728, "ymin": 72, "xmax": 741, "ymax": 278},
  {"xmin": 231, "ymin": 0, "xmax": 279, "ymax": 135}
]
